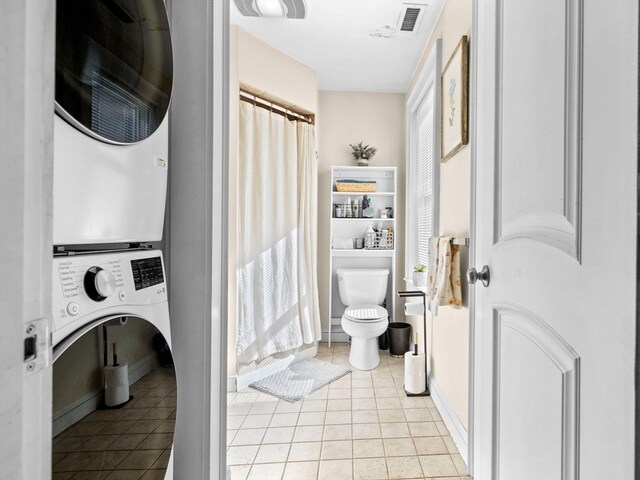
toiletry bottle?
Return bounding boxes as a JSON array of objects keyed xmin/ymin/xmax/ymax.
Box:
[{"xmin": 346, "ymin": 197, "xmax": 352, "ymax": 218}]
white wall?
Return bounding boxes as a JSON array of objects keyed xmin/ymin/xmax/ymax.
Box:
[
  {"xmin": 317, "ymin": 91, "xmax": 406, "ymax": 330},
  {"xmin": 227, "ymin": 27, "xmax": 318, "ymax": 376},
  {"xmin": 406, "ymin": 0, "xmax": 472, "ymax": 430}
]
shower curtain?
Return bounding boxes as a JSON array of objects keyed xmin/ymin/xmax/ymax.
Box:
[{"xmin": 237, "ymin": 101, "xmax": 321, "ymax": 366}]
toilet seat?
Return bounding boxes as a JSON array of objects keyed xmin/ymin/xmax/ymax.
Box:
[{"xmin": 344, "ymin": 305, "xmax": 388, "ymax": 323}]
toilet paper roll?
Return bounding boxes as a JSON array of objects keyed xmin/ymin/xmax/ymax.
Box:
[
  {"xmin": 104, "ymin": 363, "xmax": 129, "ymax": 407},
  {"xmin": 404, "ymin": 352, "xmax": 426, "ymax": 394},
  {"xmin": 404, "ymin": 302, "xmax": 425, "ymax": 316}
]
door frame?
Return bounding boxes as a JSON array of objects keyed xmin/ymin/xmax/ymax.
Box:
[
  {"xmin": 466, "ymin": 0, "xmax": 480, "ymax": 476},
  {"xmin": 0, "ymin": 1, "xmax": 56, "ymax": 478}
]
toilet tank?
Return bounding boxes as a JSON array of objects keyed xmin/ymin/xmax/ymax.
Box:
[{"xmin": 337, "ymin": 269, "xmax": 389, "ymax": 306}]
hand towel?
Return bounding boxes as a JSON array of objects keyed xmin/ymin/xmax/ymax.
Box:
[{"xmin": 427, "ymin": 236, "xmax": 462, "ymax": 313}]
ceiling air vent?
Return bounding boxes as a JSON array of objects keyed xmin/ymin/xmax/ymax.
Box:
[
  {"xmin": 396, "ymin": 3, "xmax": 427, "ymax": 33},
  {"xmin": 233, "ymin": 0, "xmax": 307, "ymax": 19}
]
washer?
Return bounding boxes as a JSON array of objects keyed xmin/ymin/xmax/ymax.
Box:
[
  {"xmin": 52, "ymin": 249, "xmax": 171, "ymax": 357},
  {"xmin": 52, "ymin": 249, "xmax": 174, "ymax": 478},
  {"xmin": 53, "ymin": 0, "xmax": 173, "ymax": 246}
]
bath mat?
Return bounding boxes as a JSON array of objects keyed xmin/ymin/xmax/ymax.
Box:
[{"xmin": 250, "ymin": 358, "xmax": 351, "ymax": 402}]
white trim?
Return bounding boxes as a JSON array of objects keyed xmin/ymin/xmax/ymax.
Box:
[
  {"xmin": 321, "ymin": 331, "xmax": 350, "ymax": 343},
  {"xmin": 52, "ymin": 391, "xmax": 102, "ymax": 438},
  {"xmin": 166, "ymin": 0, "xmax": 229, "ymax": 476},
  {"xmin": 227, "ymin": 374, "xmax": 237, "ymax": 393},
  {"xmin": 405, "ymin": 40, "xmax": 442, "ymax": 278},
  {"xmin": 468, "ymin": 1, "xmax": 479, "ymax": 476},
  {"xmin": 429, "ymin": 374, "xmax": 469, "ymax": 466},
  {"xmin": 0, "ymin": 1, "xmax": 55, "ymax": 477},
  {"xmin": 128, "ymin": 352, "xmax": 161, "ymax": 386}
]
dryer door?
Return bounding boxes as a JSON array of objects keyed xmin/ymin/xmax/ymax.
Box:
[{"xmin": 55, "ymin": 0, "xmax": 173, "ymax": 145}]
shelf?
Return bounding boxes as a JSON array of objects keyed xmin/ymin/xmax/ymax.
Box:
[
  {"xmin": 331, "ymin": 249, "xmax": 394, "ymax": 257},
  {"xmin": 332, "ymin": 191, "xmax": 395, "ymax": 197},
  {"xmin": 329, "ymin": 165, "xmax": 396, "ymax": 347},
  {"xmin": 331, "ymin": 217, "xmax": 395, "ymax": 222}
]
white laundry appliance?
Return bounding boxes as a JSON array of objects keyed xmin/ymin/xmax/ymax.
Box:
[
  {"xmin": 53, "ymin": 0, "xmax": 173, "ymax": 246},
  {"xmin": 52, "ymin": 249, "xmax": 174, "ymax": 478},
  {"xmin": 51, "ymin": 4, "xmax": 176, "ymax": 477}
]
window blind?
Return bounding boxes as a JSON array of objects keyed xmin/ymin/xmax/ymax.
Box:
[
  {"xmin": 414, "ymin": 85, "xmax": 435, "ymax": 269},
  {"xmin": 91, "ymin": 71, "xmax": 153, "ymax": 143}
]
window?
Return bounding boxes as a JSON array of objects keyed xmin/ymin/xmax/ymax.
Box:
[{"xmin": 406, "ymin": 41, "xmax": 441, "ymax": 279}]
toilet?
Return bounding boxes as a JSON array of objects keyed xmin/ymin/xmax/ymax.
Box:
[{"xmin": 337, "ymin": 268, "xmax": 389, "ymax": 370}]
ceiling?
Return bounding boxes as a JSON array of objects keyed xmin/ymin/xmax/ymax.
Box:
[{"xmin": 230, "ymin": 0, "xmax": 444, "ymax": 93}]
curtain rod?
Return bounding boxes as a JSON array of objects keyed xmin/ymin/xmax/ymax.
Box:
[{"xmin": 239, "ymin": 90, "xmax": 314, "ymax": 124}]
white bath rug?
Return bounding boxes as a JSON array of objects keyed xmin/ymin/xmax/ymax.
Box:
[{"xmin": 249, "ymin": 358, "xmax": 351, "ymax": 402}]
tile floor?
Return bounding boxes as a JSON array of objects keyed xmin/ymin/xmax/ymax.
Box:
[
  {"xmin": 228, "ymin": 343, "xmax": 470, "ymax": 480},
  {"xmin": 52, "ymin": 366, "xmax": 176, "ymax": 480}
]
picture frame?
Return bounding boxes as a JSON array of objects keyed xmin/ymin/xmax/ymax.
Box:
[{"xmin": 441, "ymin": 35, "xmax": 469, "ymax": 162}]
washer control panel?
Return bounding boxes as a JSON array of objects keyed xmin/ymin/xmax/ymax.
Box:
[{"xmin": 52, "ymin": 250, "xmax": 168, "ymax": 338}]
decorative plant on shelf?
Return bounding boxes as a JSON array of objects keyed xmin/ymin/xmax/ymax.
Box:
[
  {"xmin": 413, "ymin": 263, "xmax": 428, "ymax": 287},
  {"xmin": 349, "ymin": 142, "xmax": 377, "ymax": 166}
]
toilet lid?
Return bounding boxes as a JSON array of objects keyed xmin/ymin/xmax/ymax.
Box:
[{"xmin": 344, "ymin": 305, "xmax": 388, "ymax": 322}]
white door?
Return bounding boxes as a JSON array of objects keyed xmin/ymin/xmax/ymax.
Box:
[
  {"xmin": 0, "ymin": 1, "xmax": 55, "ymax": 479},
  {"xmin": 472, "ymin": 1, "xmax": 637, "ymax": 479}
]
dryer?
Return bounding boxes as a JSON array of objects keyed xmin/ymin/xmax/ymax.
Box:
[{"xmin": 53, "ymin": 0, "xmax": 173, "ymax": 246}]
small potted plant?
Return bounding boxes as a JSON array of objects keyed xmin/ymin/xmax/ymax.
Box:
[
  {"xmin": 413, "ymin": 264, "xmax": 427, "ymax": 287},
  {"xmin": 349, "ymin": 142, "xmax": 377, "ymax": 166}
]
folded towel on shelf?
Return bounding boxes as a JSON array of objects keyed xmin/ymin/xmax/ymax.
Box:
[
  {"xmin": 427, "ymin": 236, "xmax": 462, "ymax": 314},
  {"xmin": 333, "ymin": 238, "xmax": 354, "ymax": 249}
]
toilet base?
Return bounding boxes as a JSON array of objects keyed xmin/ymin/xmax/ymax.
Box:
[{"xmin": 349, "ymin": 337, "xmax": 380, "ymax": 371}]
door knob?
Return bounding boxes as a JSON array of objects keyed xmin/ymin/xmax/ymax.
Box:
[{"xmin": 467, "ymin": 265, "xmax": 490, "ymax": 287}]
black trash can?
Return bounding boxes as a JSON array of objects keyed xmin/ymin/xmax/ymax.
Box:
[{"xmin": 388, "ymin": 322, "xmax": 411, "ymax": 357}]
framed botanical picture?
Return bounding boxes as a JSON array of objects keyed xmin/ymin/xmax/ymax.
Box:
[{"xmin": 441, "ymin": 35, "xmax": 469, "ymax": 162}]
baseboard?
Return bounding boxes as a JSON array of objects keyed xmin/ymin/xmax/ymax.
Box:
[
  {"xmin": 227, "ymin": 374, "xmax": 237, "ymax": 393},
  {"xmin": 321, "ymin": 331, "xmax": 350, "ymax": 343},
  {"xmin": 128, "ymin": 352, "xmax": 160, "ymax": 385},
  {"xmin": 52, "ymin": 389, "xmax": 102, "ymax": 437},
  {"xmin": 52, "ymin": 352, "xmax": 159, "ymax": 436},
  {"xmin": 428, "ymin": 374, "xmax": 468, "ymax": 465}
]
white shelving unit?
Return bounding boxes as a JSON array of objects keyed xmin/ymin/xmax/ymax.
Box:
[{"xmin": 327, "ymin": 166, "xmax": 397, "ymax": 346}]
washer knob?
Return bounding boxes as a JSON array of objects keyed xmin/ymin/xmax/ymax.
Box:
[{"xmin": 84, "ymin": 266, "xmax": 116, "ymax": 301}]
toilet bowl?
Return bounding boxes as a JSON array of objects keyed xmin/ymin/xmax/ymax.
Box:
[
  {"xmin": 337, "ymin": 269, "xmax": 390, "ymax": 370},
  {"xmin": 341, "ymin": 305, "xmax": 388, "ymax": 370}
]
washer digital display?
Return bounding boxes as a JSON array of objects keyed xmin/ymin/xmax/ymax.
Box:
[{"xmin": 131, "ymin": 256, "xmax": 164, "ymax": 291}]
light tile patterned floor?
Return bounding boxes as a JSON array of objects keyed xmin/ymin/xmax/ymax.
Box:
[
  {"xmin": 228, "ymin": 343, "xmax": 471, "ymax": 480},
  {"xmin": 52, "ymin": 366, "xmax": 176, "ymax": 480}
]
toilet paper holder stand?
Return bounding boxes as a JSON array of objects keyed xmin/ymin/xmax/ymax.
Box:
[{"xmin": 397, "ymin": 290, "xmax": 429, "ymax": 397}]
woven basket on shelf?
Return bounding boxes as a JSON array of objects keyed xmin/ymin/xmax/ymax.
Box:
[{"xmin": 335, "ymin": 181, "xmax": 377, "ymax": 193}]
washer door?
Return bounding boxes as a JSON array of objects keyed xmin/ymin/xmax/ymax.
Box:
[{"xmin": 55, "ymin": 0, "xmax": 173, "ymax": 145}]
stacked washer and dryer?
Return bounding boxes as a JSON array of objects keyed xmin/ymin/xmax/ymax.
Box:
[{"xmin": 51, "ymin": 0, "xmax": 175, "ymax": 477}]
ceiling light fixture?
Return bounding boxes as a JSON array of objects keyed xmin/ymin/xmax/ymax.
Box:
[
  {"xmin": 255, "ymin": 0, "xmax": 284, "ymax": 17},
  {"xmin": 233, "ymin": 0, "xmax": 307, "ymax": 19}
]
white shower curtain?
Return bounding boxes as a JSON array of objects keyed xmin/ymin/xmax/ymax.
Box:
[{"xmin": 237, "ymin": 102, "xmax": 321, "ymax": 366}]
